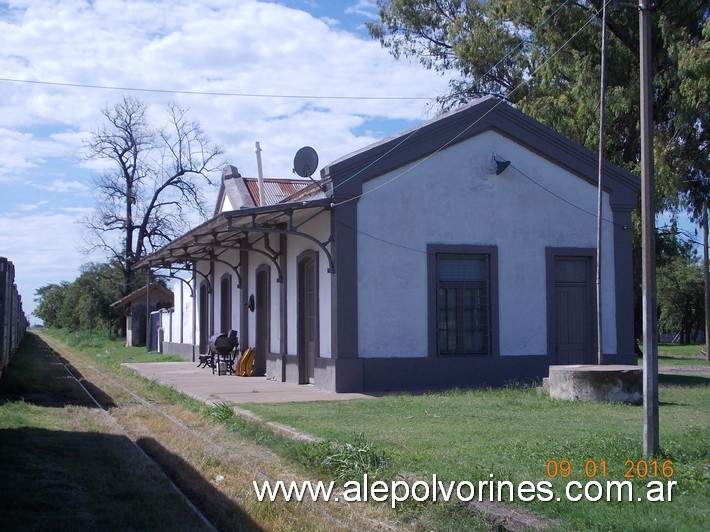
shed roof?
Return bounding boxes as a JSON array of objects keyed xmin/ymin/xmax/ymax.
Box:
[
  {"xmin": 213, "ymin": 165, "xmax": 314, "ymax": 214},
  {"xmin": 110, "ymin": 284, "xmax": 174, "ymax": 313},
  {"xmin": 243, "ymin": 177, "xmax": 312, "ymax": 206}
]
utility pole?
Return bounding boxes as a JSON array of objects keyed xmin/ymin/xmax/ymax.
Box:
[
  {"xmin": 704, "ymin": 201, "xmax": 710, "ymax": 362},
  {"xmin": 596, "ymin": 0, "xmax": 609, "ymax": 366},
  {"xmin": 639, "ymin": 0, "xmax": 659, "ymax": 456}
]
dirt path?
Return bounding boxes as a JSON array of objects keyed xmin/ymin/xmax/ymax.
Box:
[{"xmin": 659, "ymin": 365, "xmax": 710, "ymax": 377}]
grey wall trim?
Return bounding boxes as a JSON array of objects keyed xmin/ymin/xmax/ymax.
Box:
[
  {"xmin": 611, "ymin": 206, "xmax": 636, "ymax": 359},
  {"xmin": 254, "ymin": 263, "xmax": 271, "ymax": 376},
  {"xmin": 426, "ymin": 244, "xmax": 500, "ymax": 358},
  {"xmin": 314, "ymin": 357, "xmax": 364, "ymax": 392},
  {"xmin": 321, "ymin": 96, "xmax": 639, "ymax": 209},
  {"xmin": 545, "ymin": 247, "xmax": 596, "ymax": 364},
  {"xmin": 297, "ymin": 249, "xmax": 320, "ymax": 384},
  {"xmin": 265, "ymin": 351, "xmax": 286, "ymax": 382},
  {"xmin": 191, "ymin": 264, "xmax": 197, "ymax": 361},
  {"xmin": 331, "ymin": 201, "xmax": 359, "ymax": 359},
  {"xmin": 240, "ymin": 249, "xmax": 249, "ymax": 349},
  {"xmin": 359, "ymin": 354, "xmax": 550, "ymax": 392},
  {"xmin": 283, "ymin": 354, "xmax": 300, "ymax": 384},
  {"xmin": 219, "ymin": 272, "xmax": 233, "ymax": 334},
  {"xmin": 279, "ymin": 233, "xmax": 288, "ymax": 361},
  {"xmin": 198, "ymin": 282, "xmax": 208, "ymax": 354},
  {"xmin": 209, "ymin": 261, "xmax": 215, "ymax": 339}
]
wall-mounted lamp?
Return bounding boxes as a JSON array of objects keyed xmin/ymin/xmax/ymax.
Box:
[
  {"xmin": 493, "ymin": 153, "xmax": 512, "ymax": 175},
  {"xmin": 495, "ymin": 159, "xmax": 511, "ymax": 175}
]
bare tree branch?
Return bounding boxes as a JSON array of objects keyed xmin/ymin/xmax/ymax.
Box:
[{"xmin": 82, "ymin": 96, "xmax": 225, "ymax": 298}]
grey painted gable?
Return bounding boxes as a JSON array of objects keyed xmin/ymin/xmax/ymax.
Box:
[{"xmin": 321, "ymin": 96, "xmax": 640, "ymax": 208}]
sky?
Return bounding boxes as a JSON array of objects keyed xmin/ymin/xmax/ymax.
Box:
[{"xmin": 0, "ymin": 0, "xmax": 452, "ymax": 321}]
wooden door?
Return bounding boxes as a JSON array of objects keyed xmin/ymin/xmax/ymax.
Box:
[
  {"xmin": 298, "ymin": 255, "xmax": 318, "ymax": 384},
  {"xmin": 198, "ymin": 283, "xmax": 208, "ymax": 355},
  {"xmin": 553, "ymin": 257, "xmax": 594, "ymax": 364},
  {"xmin": 254, "ymin": 269, "xmax": 269, "ymax": 376}
]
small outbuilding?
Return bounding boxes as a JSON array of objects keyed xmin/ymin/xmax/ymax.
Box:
[{"xmin": 110, "ymin": 284, "xmax": 174, "ymax": 347}]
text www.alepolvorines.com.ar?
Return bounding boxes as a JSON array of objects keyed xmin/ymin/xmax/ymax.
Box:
[{"xmin": 253, "ymin": 474, "xmax": 677, "ymax": 509}]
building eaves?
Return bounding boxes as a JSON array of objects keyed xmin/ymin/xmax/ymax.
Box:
[
  {"xmin": 110, "ymin": 284, "xmax": 174, "ymax": 309},
  {"xmin": 321, "ymin": 95, "xmax": 640, "ymax": 207}
]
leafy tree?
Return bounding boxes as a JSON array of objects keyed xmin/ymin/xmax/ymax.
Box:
[
  {"xmin": 81, "ymin": 97, "xmax": 225, "ymax": 304},
  {"xmin": 676, "ymin": 17, "xmax": 710, "ymax": 220},
  {"xmin": 657, "ymin": 255, "xmax": 705, "ymax": 344},
  {"xmin": 58, "ymin": 262, "xmax": 125, "ymax": 333},
  {"xmin": 34, "ymin": 262, "xmax": 127, "ymax": 334},
  {"xmin": 34, "ymin": 282, "xmax": 70, "ymax": 328},
  {"xmin": 368, "ymin": 0, "xmax": 709, "ymax": 211}
]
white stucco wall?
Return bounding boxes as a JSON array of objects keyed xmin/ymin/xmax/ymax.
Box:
[
  {"xmin": 162, "ymin": 276, "xmax": 194, "ymax": 345},
  {"xmin": 285, "ymin": 212, "xmax": 333, "ymax": 358},
  {"xmin": 356, "ymin": 130, "xmax": 617, "ymax": 358},
  {"xmin": 160, "ymin": 308, "xmax": 172, "ymax": 341},
  {"xmin": 177, "ymin": 217, "xmax": 333, "ymax": 359}
]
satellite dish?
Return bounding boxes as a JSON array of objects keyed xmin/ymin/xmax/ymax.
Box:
[{"xmin": 293, "ymin": 146, "xmax": 319, "ymax": 178}]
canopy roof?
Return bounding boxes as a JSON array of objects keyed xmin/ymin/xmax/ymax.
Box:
[{"xmin": 135, "ymin": 197, "xmax": 334, "ymax": 281}]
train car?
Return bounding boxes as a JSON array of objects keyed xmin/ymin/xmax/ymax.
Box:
[{"xmin": 0, "ymin": 257, "xmax": 28, "ymax": 379}]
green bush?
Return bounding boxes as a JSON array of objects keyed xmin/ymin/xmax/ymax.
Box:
[{"xmin": 300, "ymin": 433, "xmax": 393, "ymax": 484}]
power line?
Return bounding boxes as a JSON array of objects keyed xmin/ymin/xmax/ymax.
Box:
[
  {"xmin": 329, "ymin": 0, "xmax": 575, "ymax": 195},
  {"xmin": 0, "ymin": 77, "xmax": 434, "ymax": 101},
  {"xmin": 332, "ymin": 159, "xmax": 627, "ymax": 260},
  {"xmin": 332, "ymin": 0, "xmax": 605, "ymax": 207},
  {"xmin": 0, "ymin": 1, "xmax": 576, "ymax": 105},
  {"xmin": 511, "ymin": 163, "xmax": 626, "ymax": 229}
]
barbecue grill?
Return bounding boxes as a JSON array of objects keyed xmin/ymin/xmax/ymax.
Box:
[{"xmin": 208, "ymin": 330, "xmax": 239, "ymax": 375}]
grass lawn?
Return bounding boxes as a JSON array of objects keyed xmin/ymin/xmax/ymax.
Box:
[
  {"xmin": 36, "ymin": 327, "xmax": 186, "ymax": 367},
  {"xmin": 243, "ymin": 382, "xmax": 710, "ymax": 531},
  {"xmin": 650, "ymin": 343, "xmax": 710, "ymax": 366}
]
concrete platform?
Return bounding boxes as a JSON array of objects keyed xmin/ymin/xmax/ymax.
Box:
[
  {"xmin": 547, "ymin": 364, "xmax": 643, "ymax": 405},
  {"xmin": 123, "ymin": 361, "xmax": 379, "ymax": 404}
]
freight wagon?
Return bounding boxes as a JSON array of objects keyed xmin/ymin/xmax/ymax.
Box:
[{"xmin": 0, "ymin": 257, "xmax": 28, "ymax": 378}]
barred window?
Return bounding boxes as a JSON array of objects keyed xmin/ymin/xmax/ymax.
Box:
[{"xmin": 436, "ymin": 254, "xmax": 491, "ymax": 356}]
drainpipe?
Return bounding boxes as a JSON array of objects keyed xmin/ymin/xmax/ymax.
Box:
[{"xmin": 255, "ymin": 141, "xmax": 266, "ymax": 206}]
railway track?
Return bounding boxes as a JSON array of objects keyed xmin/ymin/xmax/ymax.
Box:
[
  {"xmin": 36, "ymin": 332, "xmax": 401, "ymax": 532},
  {"xmin": 46, "ymin": 341, "xmax": 218, "ymax": 531}
]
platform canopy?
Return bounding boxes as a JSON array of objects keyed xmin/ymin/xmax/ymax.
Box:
[{"xmin": 135, "ymin": 197, "xmax": 335, "ymax": 285}]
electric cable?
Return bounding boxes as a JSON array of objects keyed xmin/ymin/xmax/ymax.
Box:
[
  {"xmin": 0, "ymin": 76, "xmax": 434, "ymax": 101},
  {"xmin": 331, "ymin": 0, "xmax": 612, "ymax": 207},
  {"xmin": 328, "ymin": 0, "xmax": 577, "ymax": 193}
]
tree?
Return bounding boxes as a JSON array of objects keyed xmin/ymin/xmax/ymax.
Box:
[
  {"xmin": 657, "ymin": 255, "xmax": 705, "ymax": 344},
  {"xmin": 34, "ymin": 282, "xmax": 70, "ymax": 328},
  {"xmin": 34, "ymin": 262, "xmax": 126, "ymax": 333},
  {"xmin": 81, "ymin": 97, "xmax": 225, "ymax": 303},
  {"xmin": 368, "ymin": 1, "xmax": 709, "ymax": 211}
]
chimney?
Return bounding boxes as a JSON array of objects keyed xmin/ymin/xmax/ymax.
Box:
[
  {"xmin": 222, "ymin": 165, "xmax": 241, "ymax": 181},
  {"xmin": 255, "ymin": 142, "xmax": 266, "ymax": 206}
]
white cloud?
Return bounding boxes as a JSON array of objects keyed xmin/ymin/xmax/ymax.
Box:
[
  {"xmin": 0, "ymin": 128, "xmax": 80, "ymax": 181},
  {"xmin": 0, "ymin": 0, "xmax": 450, "ymax": 317},
  {"xmin": 0, "ymin": 211, "xmax": 103, "ymax": 319},
  {"xmin": 31, "ymin": 179, "xmax": 89, "ymax": 193},
  {"xmin": 345, "ymin": 1, "xmax": 379, "ymax": 20}
]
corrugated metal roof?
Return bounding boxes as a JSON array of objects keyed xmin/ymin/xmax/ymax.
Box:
[{"xmin": 244, "ymin": 178, "xmax": 311, "ymax": 206}]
